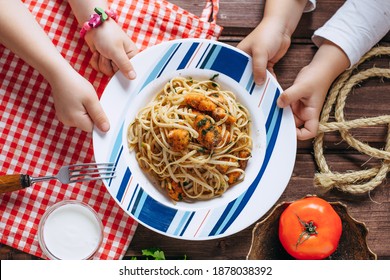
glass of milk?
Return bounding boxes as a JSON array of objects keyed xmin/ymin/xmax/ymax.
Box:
[{"xmin": 38, "ymin": 200, "xmax": 104, "ymax": 260}]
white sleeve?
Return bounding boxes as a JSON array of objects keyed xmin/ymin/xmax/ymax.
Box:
[
  {"xmin": 304, "ymin": 0, "xmax": 316, "ymax": 13},
  {"xmin": 312, "ymin": 0, "xmax": 390, "ymax": 67}
]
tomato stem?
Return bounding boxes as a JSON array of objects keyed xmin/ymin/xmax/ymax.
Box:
[{"xmin": 295, "ymin": 214, "xmax": 318, "ymax": 248}]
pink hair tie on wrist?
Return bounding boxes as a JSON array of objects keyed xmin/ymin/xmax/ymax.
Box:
[{"xmin": 80, "ymin": 7, "xmax": 118, "ymax": 38}]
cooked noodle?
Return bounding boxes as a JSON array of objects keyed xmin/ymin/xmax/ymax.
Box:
[{"xmin": 127, "ymin": 76, "xmax": 252, "ymax": 201}]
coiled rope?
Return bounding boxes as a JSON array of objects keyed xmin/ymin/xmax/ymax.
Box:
[{"xmin": 314, "ymin": 46, "xmax": 390, "ymax": 194}]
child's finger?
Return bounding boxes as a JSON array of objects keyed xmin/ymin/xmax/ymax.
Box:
[
  {"xmin": 76, "ymin": 114, "xmax": 95, "ymax": 133},
  {"xmin": 251, "ymin": 50, "xmax": 268, "ymax": 85},
  {"xmin": 98, "ymin": 55, "xmax": 115, "ymax": 76},
  {"xmin": 110, "ymin": 46, "xmax": 138, "ymax": 80},
  {"xmin": 277, "ymin": 84, "xmax": 302, "ymax": 108},
  {"xmin": 83, "ymin": 98, "xmax": 110, "ymax": 132},
  {"xmin": 89, "ymin": 52, "xmax": 100, "ymax": 72},
  {"xmin": 296, "ymin": 119, "xmax": 319, "ymax": 140},
  {"xmin": 236, "ymin": 40, "xmax": 267, "ymax": 85}
]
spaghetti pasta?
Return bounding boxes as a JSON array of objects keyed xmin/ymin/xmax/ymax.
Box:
[{"xmin": 127, "ymin": 76, "xmax": 252, "ymax": 201}]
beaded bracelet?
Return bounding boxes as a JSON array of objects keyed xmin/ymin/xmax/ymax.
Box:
[{"xmin": 80, "ymin": 7, "xmax": 117, "ymax": 38}]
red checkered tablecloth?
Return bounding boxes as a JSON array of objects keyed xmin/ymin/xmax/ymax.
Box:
[{"xmin": 0, "ymin": 0, "xmax": 222, "ymax": 259}]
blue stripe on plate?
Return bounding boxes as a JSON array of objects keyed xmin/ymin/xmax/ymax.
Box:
[
  {"xmin": 248, "ymin": 81, "xmax": 256, "ymax": 95},
  {"xmin": 107, "ymin": 145, "xmax": 122, "ymax": 187},
  {"xmin": 135, "ymin": 195, "xmax": 178, "ymax": 232},
  {"xmin": 172, "ymin": 211, "xmax": 191, "ymax": 235},
  {"xmin": 179, "ymin": 212, "xmax": 196, "ymax": 236},
  {"xmin": 195, "ymin": 44, "xmax": 211, "ymax": 68},
  {"xmin": 200, "ymin": 44, "xmax": 219, "ymax": 69},
  {"xmin": 137, "ymin": 43, "xmax": 181, "ymax": 94},
  {"xmin": 157, "ymin": 43, "xmax": 182, "ymax": 78},
  {"xmin": 245, "ymin": 75, "xmax": 254, "ymax": 93},
  {"xmin": 116, "ymin": 167, "xmax": 131, "ymax": 202},
  {"xmin": 265, "ymin": 88, "xmax": 281, "ymax": 143},
  {"xmin": 109, "ymin": 123, "xmax": 124, "ymax": 163},
  {"xmin": 131, "ymin": 187, "xmax": 146, "ymax": 217},
  {"xmin": 107, "ymin": 124, "xmax": 125, "ymax": 187},
  {"xmin": 201, "ymin": 45, "xmax": 249, "ymax": 83},
  {"xmin": 207, "ymin": 197, "xmax": 237, "ymax": 236},
  {"xmin": 208, "ymin": 88, "xmax": 283, "ymax": 236},
  {"xmin": 265, "ymin": 88, "xmax": 280, "ymax": 129},
  {"xmin": 177, "ymin": 42, "xmax": 200, "ymax": 69},
  {"xmin": 127, "ymin": 184, "xmax": 140, "ymax": 211}
]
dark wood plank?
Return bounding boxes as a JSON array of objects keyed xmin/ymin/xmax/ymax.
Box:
[
  {"xmin": 172, "ymin": 0, "xmax": 390, "ymax": 42},
  {"xmin": 0, "ymin": 245, "xmax": 39, "ymax": 260}
]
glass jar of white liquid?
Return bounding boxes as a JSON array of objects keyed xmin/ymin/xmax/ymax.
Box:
[{"xmin": 38, "ymin": 200, "xmax": 104, "ymax": 260}]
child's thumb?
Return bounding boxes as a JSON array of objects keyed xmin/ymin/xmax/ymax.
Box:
[
  {"xmin": 84, "ymin": 98, "xmax": 110, "ymax": 133},
  {"xmin": 277, "ymin": 84, "xmax": 302, "ymax": 108},
  {"xmin": 112, "ymin": 49, "xmax": 138, "ymax": 80}
]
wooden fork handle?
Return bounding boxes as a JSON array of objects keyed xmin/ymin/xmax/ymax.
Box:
[{"xmin": 0, "ymin": 174, "xmax": 31, "ymax": 193}]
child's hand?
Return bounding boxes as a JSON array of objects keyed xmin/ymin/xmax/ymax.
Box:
[
  {"xmin": 49, "ymin": 70, "xmax": 109, "ymax": 133},
  {"xmin": 277, "ymin": 65, "xmax": 329, "ymax": 140},
  {"xmin": 237, "ymin": 18, "xmax": 291, "ymax": 85},
  {"xmin": 85, "ymin": 20, "xmax": 138, "ymax": 79},
  {"xmin": 277, "ymin": 40, "xmax": 350, "ymax": 140}
]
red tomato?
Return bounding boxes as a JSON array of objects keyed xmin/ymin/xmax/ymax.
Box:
[{"xmin": 278, "ymin": 196, "xmax": 342, "ymax": 260}]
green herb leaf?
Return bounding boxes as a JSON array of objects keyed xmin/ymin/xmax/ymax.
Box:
[
  {"xmin": 197, "ymin": 118, "xmax": 208, "ymax": 128},
  {"xmin": 142, "ymin": 248, "xmax": 166, "ymax": 260}
]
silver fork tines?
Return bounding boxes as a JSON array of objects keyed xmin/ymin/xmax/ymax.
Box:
[
  {"xmin": 66, "ymin": 163, "xmax": 116, "ymax": 183},
  {"xmin": 30, "ymin": 162, "xmax": 116, "ymax": 185}
]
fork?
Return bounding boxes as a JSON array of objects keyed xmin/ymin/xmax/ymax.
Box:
[{"xmin": 0, "ymin": 163, "xmax": 116, "ymax": 194}]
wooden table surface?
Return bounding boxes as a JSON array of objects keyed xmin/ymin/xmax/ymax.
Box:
[{"xmin": 1, "ymin": 0, "xmax": 389, "ymax": 260}]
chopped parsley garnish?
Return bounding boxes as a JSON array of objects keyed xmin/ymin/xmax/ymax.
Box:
[
  {"xmin": 197, "ymin": 118, "xmax": 208, "ymax": 128},
  {"xmin": 202, "ymin": 125, "xmax": 214, "ymax": 136}
]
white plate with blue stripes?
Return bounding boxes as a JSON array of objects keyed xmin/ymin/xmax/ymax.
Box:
[{"xmin": 93, "ymin": 39, "xmax": 296, "ymax": 240}]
